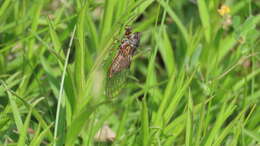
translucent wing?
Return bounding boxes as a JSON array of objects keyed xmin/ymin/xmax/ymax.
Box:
[{"xmin": 106, "ymin": 69, "xmax": 130, "ymax": 98}]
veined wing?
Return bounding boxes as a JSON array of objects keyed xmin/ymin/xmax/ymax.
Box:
[{"xmin": 106, "ymin": 68, "xmax": 130, "ymax": 98}]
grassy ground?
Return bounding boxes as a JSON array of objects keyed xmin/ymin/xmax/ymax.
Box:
[{"xmin": 0, "ymin": 0, "xmax": 260, "ymax": 145}]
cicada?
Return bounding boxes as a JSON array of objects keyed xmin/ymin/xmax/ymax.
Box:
[{"xmin": 106, "ymin": 27, "xmax": 140, "ymax": 97}]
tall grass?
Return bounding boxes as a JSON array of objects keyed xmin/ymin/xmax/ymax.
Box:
[{"xmin": 0, "ymin": 0, "xmax": 259, "ymax": 145}]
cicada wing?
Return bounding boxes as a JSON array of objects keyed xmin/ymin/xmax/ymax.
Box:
[
  {"xmin": 106, "ymin": 69, "xmax": 130, "ymax": 98},
  {"xmin": 106, "ymin": 51, "xmax": 132, "ymax": 98},
  {"xmin": 102, "ymin": 48, "xmax": 119, "ymax": 71}
]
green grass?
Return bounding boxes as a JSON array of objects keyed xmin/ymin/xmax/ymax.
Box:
[{"xmin": 0, "ymin": 0, "xmax": 260, "ymax": 145}]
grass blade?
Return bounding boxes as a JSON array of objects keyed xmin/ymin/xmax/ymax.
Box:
[{"xmin": 17, "ymin": 108, "xmax": 32, "ymax": 146}]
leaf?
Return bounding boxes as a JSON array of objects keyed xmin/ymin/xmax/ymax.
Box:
[{"xmin": 17, "ymin": 108, "xmax": 32, "ymax": 146}]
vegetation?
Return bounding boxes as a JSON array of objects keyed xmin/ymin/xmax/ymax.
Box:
[{"xmin": 0, "ymin": 0, "xmax": 259, "ymax": 145}]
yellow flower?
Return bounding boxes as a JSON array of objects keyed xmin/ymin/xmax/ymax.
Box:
[{"xmin": 218, "ymin": 5, "xmax": 230, "ymax": 16}]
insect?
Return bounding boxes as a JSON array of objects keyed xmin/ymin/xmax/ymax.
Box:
[{"xmin": 106, "ymin": 27, "xmax": 140, "ymax": 97}]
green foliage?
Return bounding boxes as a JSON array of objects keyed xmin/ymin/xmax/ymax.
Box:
[{"xmin": 0, "ymin": 0, "xmax": 259, "ymax": 145}]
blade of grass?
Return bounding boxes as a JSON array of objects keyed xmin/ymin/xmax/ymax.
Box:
[
  {"xmin": 65, "ymin": 101, "xmax": 107, "ymax": 146},
  {"xmin": 197, "ymin": 0, "xmax": 211, "ymax": 43},
  {"xmin": 243, "ymin": 128, "xmax": 260, "ymax": 143},
  {"xmin": 153, "ymin": 72, "xmax": 175, "ymax": 127},
  {"xmin": 100, "ymin": 0, "xmax": 116, "ymax": 42},
  {"xmin": 163, "ymin": 71, "xmax": 194, "ymax": 123},
  {"xmin": 30, "ymin": 123, "xmax": 53, "ymax": 146},
  {"xmin": 156, "ymin": 26, "xmax": 175, "ymax": 76},
  {"xmin": 141, "ymin": 100, "xmax": 149, "ymax": 146},
  {"xmin": 28, "ymin": 0, "xmax": 44, "ymax": 59},
  {"xmin": 17, "ymin": 108, "xmax": 32, "ymax": 146},
  {"xmin": 204, "ymin": 100, "xmax": 237, "ymax": 146},
  {"xmin": 48, "ymin": 17, "xmax": 62, "ymax": 52},
  {"xmin": 1, "ymin": 83, "xmax": 54, "ymax": 141},
  {"xmin": 213, "ymin": 105, "xmax": 251, "ymax": 146},
  {"xmin": 185, "ymin": 89, "xmax": 193, "ymax": 146},
  {"xmin": 54, "ymin": 26, "xmax": 76, "ymax": 146},
  {"xmin": 157, "ymin": 0, "xmax": 189, "ymax": 44},
  {"xmin": 1, "ymin": 81, "xmax": 23, "ymax": 133},
  {"xmin": 0, "ymin": 0, "xmax": 11, "ymax": 20},
  {"xmin": 74, "ymin": 5, "xmax": 86, "ymax": 112}
]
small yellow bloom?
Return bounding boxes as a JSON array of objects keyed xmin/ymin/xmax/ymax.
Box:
[{"xmin": 218, "ymin": 5, "xmax": 230, "ymax": 16}]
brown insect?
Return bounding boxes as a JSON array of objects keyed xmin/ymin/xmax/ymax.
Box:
[{"xmin": 108, "ymin": 27, "xmax": 141, "ymax": 78}]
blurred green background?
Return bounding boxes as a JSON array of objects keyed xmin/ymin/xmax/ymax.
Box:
[{"xmin": 0, "ymin": 0, "xmax": 259, "ymax": 145}]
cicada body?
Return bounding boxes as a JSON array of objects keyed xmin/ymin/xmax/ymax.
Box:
[{"xmin": 106, "ymin": 27, "xmax": 140, "ymax": 97}]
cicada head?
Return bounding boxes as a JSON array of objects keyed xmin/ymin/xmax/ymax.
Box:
[{"xmin": 125, "ymin": 27, "xmax": 132, "ymax": 36}]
